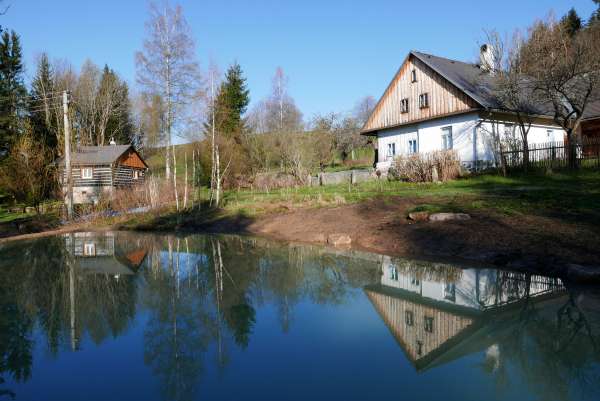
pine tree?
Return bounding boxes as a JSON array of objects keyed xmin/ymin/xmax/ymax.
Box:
[
  {"xmin": 560, "ymin": 8, "xmax": 582, "ymax": 37},
  {"xmin": 215, "ymin": 62, "xmax": 249, "ymax": 140},
  {"xmin": 590, "ymin": 0, "xmax": 600, "ymax": 25},
  {"xmin": 0, "ymin": 30, "xmax": 27, "ymax": 156},
  {"xmin": 29, "ymin": 53, "xmax": 58, "ymax": 154}
]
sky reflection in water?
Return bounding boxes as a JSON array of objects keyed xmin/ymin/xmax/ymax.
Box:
[{"xmin": 0, "ymin": 231, "xmax": 599, "ymax": 401}]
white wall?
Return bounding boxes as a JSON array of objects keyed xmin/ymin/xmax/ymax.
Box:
[
  {"xmin": 376, "ymin": 112, "xmax": 566, "ymax": 171},
  {"xmin": 376, "ymin": 112, "xmax": 480, "ymax": 170}
]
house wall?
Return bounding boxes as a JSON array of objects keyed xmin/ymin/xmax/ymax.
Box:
[
  {"xmin": 71, "ymin": 185, "xmax": 113, "ymax": 204},
  {"xmin": 363, "ymin": 54, "xmax": 480, "ymax": 133},
  {"xmin": 376, "ymin": 113, "xmax": 566, "ymax": 171}
]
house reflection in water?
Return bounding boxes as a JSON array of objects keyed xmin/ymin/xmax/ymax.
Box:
[
  {"xmin": 365, "ymin": 256, "xmax": 565, "ymax": 371},
  {"xmin": 64, "ymin": 231, "xmax": 148, "ymax": 278}
]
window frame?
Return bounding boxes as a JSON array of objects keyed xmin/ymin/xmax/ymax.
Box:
[
  {"xmin": 400, "ymin": 98, "xmax": 409, "ymax": 114},
  {"xmin": 419, "ymin": 93, "xmax": 429, "ymax": 109},
  {"xmin": 83, "ymin": 242, "xmax": 96, "ymax": 257},
  {"xmin": 408, "ymin": 139, "xmax": 418, "ymax": 155},
  {"xmin": 411, "ymin": 69, "xmax": 417, "ymax": 83},
  {"xmin": 424, "ymin": 316, "xmax": 434, "ymax": 333},
  {"xmin": 81, "ymin": 167, "xmax": 93, "ymax": 179},
  {"xmin": 387, "ymin": 143, "xmax": 396, "ymax": 159},
  {"xmin": 441, "ymin": 126, "xmax": 453, "ymax": 150}
]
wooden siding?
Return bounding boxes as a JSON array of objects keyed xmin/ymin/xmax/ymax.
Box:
[
  {"xmin": 363, "ymin": 55, "xmax": 480, "ymax": 133},
  {"xmin": 113, "ymin": 165, "xmax": 146, "ymax": 187},
  {"xmin": 119, "ymin": 148, "xmax": 147, "ymax": 169},
  {"xmin": 365, "ymin": 289, "xmax": 474, "ymax": 364},
  {"xmin": 62, "ymin": 165, "xmax": 113, "ymax": 187}
]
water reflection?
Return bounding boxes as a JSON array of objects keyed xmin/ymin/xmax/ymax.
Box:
[
  {"xmin": 366, "ymin": 256, "xmax": 600, "ymax": 400},
  {"xmin": 0, "ymin": 232, "xmax": 598, "ymax": 401}
]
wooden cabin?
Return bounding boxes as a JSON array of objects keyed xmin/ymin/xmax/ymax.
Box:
[{"xmin": 59, "ymin": 144, "xmax": 148, "ymax": 204}]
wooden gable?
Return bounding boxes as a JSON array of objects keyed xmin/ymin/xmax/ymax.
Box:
[
  {"xmin": 365, "ymin": 288, "xmax": 475, "ymax": 367},
  {"xmin": 362, "ymin": 54, "xmax": 480, "ymax": 133},
  {"xmin": 117, "ymin": 148, "xmax": 148, "ymax": 169}
]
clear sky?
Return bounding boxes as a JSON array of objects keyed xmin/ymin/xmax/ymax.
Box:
[{"xmin": 3, "ymin": 0, "xmax": 597, "ymax": 122}]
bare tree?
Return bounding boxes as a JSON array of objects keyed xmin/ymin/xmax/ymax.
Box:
[
  {"xmin": 521, "ymin": 17, "xmax": 600, "ymax": 168},
  {"xmin": 485, "ymin": 30, "xmax": 538, "ymax": 171},
  {"xmin": 135, "ymin": 0, "xmax": 200, "ymax": 180},
  {"xmin": 74, "ymin": 60, "xmax": 100, "ymax": 145}
]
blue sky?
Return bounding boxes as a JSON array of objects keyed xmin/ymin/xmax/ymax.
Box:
[{"xmin": 4, "ymin": 0, "xmax": 597, "ymax": 122}]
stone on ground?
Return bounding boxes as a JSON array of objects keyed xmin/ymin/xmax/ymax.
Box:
[
  {"xmin": 408, "ymin": 211, "xmax": 430, "ymax": 222},
  {"xmin": 327, "ymin": 233, "xmax": 352, "ymax": 246},
  {"xmin": 429, "ymin": 212, "xmax": 471, "ymax": 222}
]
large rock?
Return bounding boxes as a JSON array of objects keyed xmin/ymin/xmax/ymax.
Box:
[
  {"xmin": 408, "ymin": 211, "xmax": 430, "ymax": 222},
  {"xmin": 327, "ymin": 233, "xmax": 352, "ymax": 246},
  {"xmin": 429, "ymin": 212, "xmax": 471, "ymax": 222}
]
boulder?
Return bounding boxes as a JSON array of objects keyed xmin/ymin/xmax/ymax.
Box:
[
  {"xmin": 429, "ymin": 212, "xmax": 471, "ymax": 222},
  {"xmin": 408, "ymin": 211, "xmax": 430, "ymax": 222},
  {"xmin": 327, "ymin": 233, "xmax": 352, "ymax": 246}
]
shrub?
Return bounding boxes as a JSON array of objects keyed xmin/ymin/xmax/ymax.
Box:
[{"xmin": 389, "ymin": 150, "xmax": 460, "ymax": 183}]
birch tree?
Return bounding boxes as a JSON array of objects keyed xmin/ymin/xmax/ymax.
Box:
[{"xmin": 135, "ymin": 1, "xmax": 199, "ymax": 180}]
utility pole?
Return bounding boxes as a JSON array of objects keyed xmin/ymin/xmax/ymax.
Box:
[{"xmin": 63, "ymin": 91, "xmax": 74, "ymax": 220}]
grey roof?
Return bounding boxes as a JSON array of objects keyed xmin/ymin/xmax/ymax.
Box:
[
  {"xmin": 583, "ymin": 99, "xmax": 600, "ymax": 121},
  {"xmin": 57, "ymin": 145, "xmax": 136, "ymax": 166},
  {"xmin": 411, "ymin": 51, "xmax": 500, "ymax": 109},
  {"xmin": 411, "ymin": 51, "xmax": 555, "ymax": 117}
]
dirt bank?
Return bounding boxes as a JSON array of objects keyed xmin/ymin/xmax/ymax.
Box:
[{"xmin": 241, "ymin": 196, "xmax": 600, "ymax": 275}]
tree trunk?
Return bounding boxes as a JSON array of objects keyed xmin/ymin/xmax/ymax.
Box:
[{"xmin": 172, "ymin": 144, "xmax": 179, "ymax": 211}]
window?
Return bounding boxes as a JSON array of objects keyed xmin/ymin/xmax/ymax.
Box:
[
  {"xmin": 411, "ymin": 69, "xmax": 417, "ymax": 83},
  {"xmin": 387, "ymin": 143, "xmax": 396, "ymax": 159},
  {"xmin": 444, "ymin": 283, "xmax": 456, "ymax": 302},
  {"xmin": 81, "ymin": 167, "xmax": 93, "ymax": 179},
  {"xmin": 416, "ymin": 340, "xmax": 423, "ymax": 356},
  {"xmin": 419, "ymin": 93, "xmax": 429, "ymax": 108},
  {"xmin": 547, "ymin": 129, "xmax": 554, "ymax": 141},
  {"xmin": 504, "ymin": 123, "xmax": 514, "ymax": 138},
  {"xmin": 133, "ymin": 170, "xmax": 140, "ymax": 180},
  {"xmin": 400, "ymin": 98, "xmax": 409, "ymax": 113},
  {"xmin": 424, "ymin": 316, "xmax": 434, "ymax": 333},
  {"xmin": 405, "ymin": 310, "xmax": 414, "ymax": 327},
  {"xmin": 408, "ymin": 139, "xmax": 418, "ymax": 154},
  {"xmin": 441, "ymin": 127, "xmax": 453, "ymax": 150},
  {"xmin": 411, "ymin": 277, "xmax": 420, "ymax": 286},
  {"xmin": 390, "ymin": 266, "xmax": 398, "ymax": 281},
  {"xmin": 83, "ymin": 242, "xmax": 96, "ymax": 257}
]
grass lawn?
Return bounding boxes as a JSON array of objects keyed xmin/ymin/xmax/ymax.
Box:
[{"xmin": 217, "ymin": 170, "xmax": 600, "ymax": 223}]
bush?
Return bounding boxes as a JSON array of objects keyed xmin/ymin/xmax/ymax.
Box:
[{"xmin": 389, "ymin": 150, "xmax": 461, "ymax": 183}]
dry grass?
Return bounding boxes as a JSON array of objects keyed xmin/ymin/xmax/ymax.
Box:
[{"xmin": 389, "ymin": 150, "xmax": 461, "ymax": 182}]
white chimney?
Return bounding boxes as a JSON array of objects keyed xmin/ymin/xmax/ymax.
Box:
[
  {"xmin": 109, "ymin": 137, "xmax": 116, "ymax": 146},
  {"xmin": 480, "ymin": 44, "xmax": 498, "ymax": 75}
]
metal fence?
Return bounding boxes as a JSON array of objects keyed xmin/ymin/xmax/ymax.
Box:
[{"xmin": 500, "ymin": 137, "xmax": 600, "ymax": 170}]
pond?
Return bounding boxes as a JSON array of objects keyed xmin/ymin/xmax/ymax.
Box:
[{"xmin": 0, "ymin": 231, "xmax": 599, "ymax": 401}]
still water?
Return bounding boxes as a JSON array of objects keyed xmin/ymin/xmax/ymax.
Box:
[{"xmin": 0, "ymin": 231, "xmax": 599, "ymax": 401}]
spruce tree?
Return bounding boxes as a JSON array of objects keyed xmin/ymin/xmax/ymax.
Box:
[
  {"xmin": 29, "ymin": 53, "xmax": 58, "ymax": 154},
  {"xmin": 560, "ymin": 8, "xmax": 582, "ymax": 37},
  {"xmin": 0, "ymin": 30, "xmax": 26, "ymax": 156},
  {"xmin": 590, "ymin": 0, "xmax": 600, "ymax": 25},
  {"xmin": 217, "ymin": 62, "xmax": 250, "ymax": 140}
]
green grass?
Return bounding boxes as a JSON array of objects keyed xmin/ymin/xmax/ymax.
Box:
[{"xmin": 214, "ymin": 170, "xmax": 600, "ymax": 223}]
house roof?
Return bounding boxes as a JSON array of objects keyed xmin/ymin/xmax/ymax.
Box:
[
  {"xmin": 583, "ymin": 99, "xmax": 600, "ymax": 121},
  {"xmin": 57, "ymin": 145, "xmax": 147, "ymax": 168},
  {"xmin": 410, "ymin": 51, "xmax": 500, "ymax": 109}
]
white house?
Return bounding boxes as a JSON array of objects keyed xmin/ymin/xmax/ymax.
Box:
[{"xmin": 362, "ymin": 48, "xmax": 566, "ymax": 171}]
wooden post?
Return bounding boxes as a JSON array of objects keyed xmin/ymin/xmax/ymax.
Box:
[
  {"xmin": 63, "ymin": 91, "xmax": 74, "ymax": 220},
  {"xmin": 184, "ymin": 151, "xmax": 188, "ymax": 209}
]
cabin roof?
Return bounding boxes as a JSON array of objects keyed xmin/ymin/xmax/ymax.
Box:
[{"xmin": 57, "ymin": 145, "xmax": 148, "ymax": 168}]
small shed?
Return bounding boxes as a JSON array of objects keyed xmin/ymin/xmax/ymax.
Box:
[{"xmin": 59, "ymin": 144, "xmax": 148, "ymax": 204}]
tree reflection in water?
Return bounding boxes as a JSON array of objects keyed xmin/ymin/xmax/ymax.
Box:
[{"xmin": 0, "ymin": 232, "xmax": 598, "ymax": 401}]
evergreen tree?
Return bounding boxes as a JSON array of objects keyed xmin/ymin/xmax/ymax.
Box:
[
  {"xmin": 590, "ymin": 0, "xmax": 600, "ymax": 25},
  {"xmin": 108, "ymin": 81, "xmax": 134, "ymax": 145},
  {"xmin": 29, "ymin": 53, "xmax": 58, "ymax": 154},
  {"xmin": 213, "ymin": 62, "xmax": 249, "ymax": 141},
  {"xmin": 560, "ymin": 8, "xmax": 582, "ymax": 37},
  {"xmin": 0, "ymin": 30, "xmax": 26, "ymax": 157}
]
